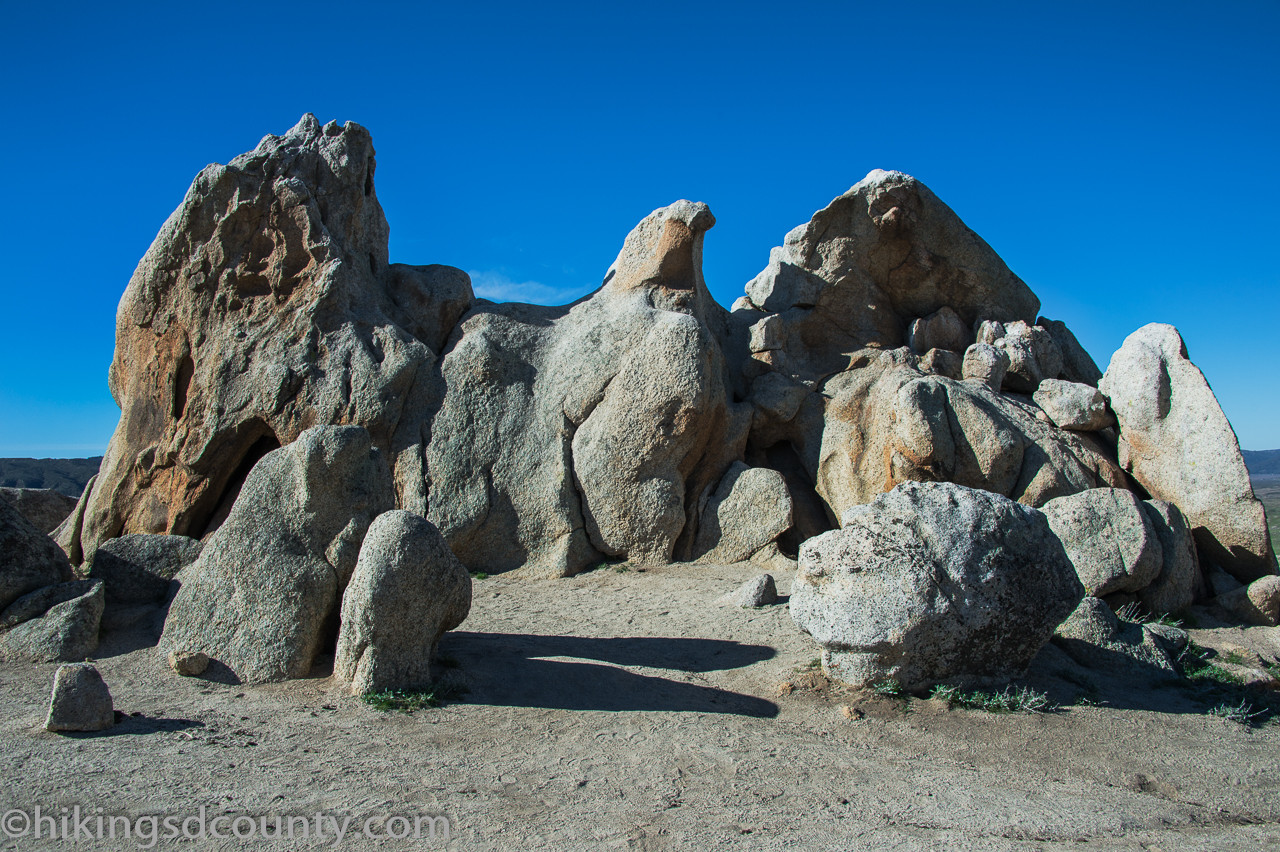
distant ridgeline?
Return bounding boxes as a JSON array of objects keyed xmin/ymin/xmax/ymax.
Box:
[
  {"xmin": 1242, "ymin": 449, "xmax": 1280, "ymax": 478},
  {"xmin": 0, "ymin": 457, "xmax": 102, "ymax": 497}
]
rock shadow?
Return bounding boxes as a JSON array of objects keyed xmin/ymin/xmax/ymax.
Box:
[
  {"xmin": 56, "ymin": 715, "xmax": 204, "ymax": 739},
  {"xmin": 438, "ymin": 632, "xmax": 778, "ymax": 717}
]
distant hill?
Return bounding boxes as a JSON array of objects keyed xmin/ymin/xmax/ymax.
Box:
[
  {"xmin": 0, "ymin": 457, "xmax": 102, "ymax": 497},
  {"xmin": 1243, "ymin": 449, "xmax": 1280, "ymax": 478}
]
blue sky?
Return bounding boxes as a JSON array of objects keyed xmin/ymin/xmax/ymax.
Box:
[{"xmin": 1, "ymin": 1, "xmax": 1277, "ymax": 455}]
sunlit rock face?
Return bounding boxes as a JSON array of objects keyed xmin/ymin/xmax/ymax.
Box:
[{"xmin": 62, "ymin": 115, "xmax": 472, "ymax": 563}]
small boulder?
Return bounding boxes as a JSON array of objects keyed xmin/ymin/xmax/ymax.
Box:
[
  {"xmin": 1032, "ymin": 379, "xmax": 1113, "ymax": 431},
  {"xmin": 1036, "ymin": 317, "xmax": 1104, "ymax": 386},
  {"xmin": 1042, "ymin": 488, "xmax": 1163, "ymax": 597},
  {"xmin": 1216, "ymin": 576, "xmax": 1280, "ymax": 626},
  {"xmin": 724, "ymin": 574, "xmax": 778, "ymax": 608},
  {"xmin": 693, "ymin": 463, "xmax": 793, "ymax": 564},
  {"xmin": 0, "ymin": 580, "xmax": 104, "ymax": 663},
  {"xmin": 45, "ymin": 663, "xmax": 114, "ymax": 732},
  {"xmin": 918, "ymin": 348, "xmax": 962, "ymax": 380},
  {"xmin": 1051, "ymin": 597, "xmax": 1179, "ymax": 678},
  {"xmin": 961, "ymin": 342, "xmax": 1009, "ymax": 392},
  {"xmin": 334, "ymin": 511, "xmax": 472, "ymax": 695},
  {"xmin": 790, "ymin": 482, "xmax": 1082, "ymax": 691},
  {"xmin": 907, "ymin": 307, "xmax": 968, "ymax": 354},
  {"xmin": 992, "ymin": 321, "xmax": 1063, "ymax": 392},
  {"xmin": 168, "ymin": 650, "xmax": 210, "ymax": 677}
]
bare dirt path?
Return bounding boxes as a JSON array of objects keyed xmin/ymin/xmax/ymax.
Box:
[{"xmin": 3, "ymin": 562, "xmax": 1279, "ymax": 850}]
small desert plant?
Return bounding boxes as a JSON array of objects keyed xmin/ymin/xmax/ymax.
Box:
[
  {"xmin": 932, "ymin": 685, "xmax": 1052, "ymax": 714},
  {"xmin": 1115, "ymin": 601, "xmax": 1147, "ymax": 623},
  {"xmin": 363, "ymin": 673, "xmax": 469, "ymax": 714},
  {"xmin": 613, "ymin": 564, "xmax": 631, "ymax": 573},
  {"xmin": 1220, "ymin": 649, "xmax": 1250, "ymax": 667},
  {"xmin": 871, "ymin": 678, "xmax": 903, "ymax": 697},
  {"xmin": 1208, "ymin": 699, "xmax": 1264, "ymax": 725},
  {"xmin": 1179, "ymin": 643, "xmax": 1245, "ymax": 685},
  {"xmin": 363, "ymin": 689, "xmax": 442, "ymax": 713},
  {"xmin": 928, "ymin": 684, "xmax": 959, "ymax": 704},
  {"xmin": 469, "ymin": 571, "xmax": 488, "ymax": 580}
]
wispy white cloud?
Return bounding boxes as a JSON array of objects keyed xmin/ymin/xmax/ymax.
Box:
[{"xmin": 467, "ymin": 270, "xmax": 595, "ymax": 307}]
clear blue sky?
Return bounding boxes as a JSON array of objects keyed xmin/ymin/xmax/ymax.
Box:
[{"xmin": 1, "ymin": 1, "xmax": 1277, "ymax": 455}]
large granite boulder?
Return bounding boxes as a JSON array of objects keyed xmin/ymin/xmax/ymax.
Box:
[
  {"xmin": 64, "ymin": 114, "xmax": 473, "ymax": 564},
  {"xmin": 1042, "ymin": 488, "xmax": 1163, "ymax": 598},
  {"xmin": 427, "ymin": 201, "xmax": 772, "ymax": 576},
  {"xmin": 790, "ymin": 481, "xmax": 1083, "ymax": 690},
  {"xmin": 334, "ymin": 510, "xmax": 471, "ymax": 694},
  {"xmin": 1, "ymin": 498, "xmax": 75, "ymax": 612},
  {"xmin": 0, "ymin": 487, "xmax": 78, "ymax": 534},
  {"xmin": 1099, "ymin": 324, "xmax": 1275, "ymax": 581},
  {"xmin": 159, "ymin": 425, "xmax": 395, "ymax": 683}
]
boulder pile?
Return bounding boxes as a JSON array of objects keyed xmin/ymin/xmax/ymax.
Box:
[{"xmin": 2, "ymin": 114, "xmax": 1271, "ymax": 693}]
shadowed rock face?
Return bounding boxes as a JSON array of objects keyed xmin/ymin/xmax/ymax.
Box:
[{"xmin": 64, "ymin": 114, "xmax": 472, "ymax": 562}]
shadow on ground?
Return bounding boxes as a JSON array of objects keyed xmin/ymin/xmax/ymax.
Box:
[
  {"xmin": 55, "ymin": 715, "xmax": 204, "ymax": 739},
  {"xmin": 438, "ymin": 632, "xmax": 779, "ymax": 717}
]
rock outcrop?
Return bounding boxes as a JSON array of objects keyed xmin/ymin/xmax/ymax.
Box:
[
  {"xmin": 65, "ymin": 114, "xmax": 472, "ymax": 563},
  {"xmin": 735, "ymin": 170, "xmax": 1126, "ymax": 531},
  {"xmin": 790, "ymin": 481, "xmax": 1083, "ymax": 690},
  {"xmin": 739, "ymin": 169, "xmax": 1040, "ymax": 385},
  {"xmin": 1099, "ymin": 324, "xmax": 1275, "ymax": 581},
  {"xmin": 808, "ymin": 355, "xmax": 1126, "ymax": 522},
  {"xmin": 159, "ymin": 426, "xmax": 394, "ymax": 683},
  {"xmin": 427, "ymin": 201, "xmax": 782, "ymax": 576},
  {"xmin": 334, "ymin": 510, "xmax": 471, "ymax": 694}
]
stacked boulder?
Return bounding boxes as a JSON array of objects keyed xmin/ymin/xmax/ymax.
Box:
[
  {"xmin": 734, "ymin": 169, "xmax": 1127, "ymax": 529},
  {"xmin": 159, "ymin": 425, "xmax": 472, "ymax": 688}
]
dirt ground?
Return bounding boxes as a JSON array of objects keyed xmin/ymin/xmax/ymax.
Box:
[{"xmin": 2, "ymin": 561, "xmax": 1279, "ymax": 851}]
